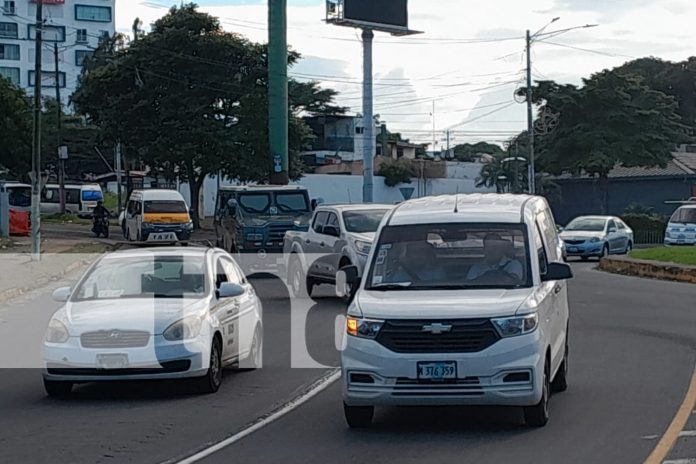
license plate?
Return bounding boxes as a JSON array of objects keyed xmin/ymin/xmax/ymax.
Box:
[
  {"xmin": 148, "ymin": 232, "xmax": 177, "ymax": 242},
  {"xmin": 568, "ymin": 247, "xmax": 578, "ymax": 252},
  {"xmin": 417, "ymin": 361, "xmax": 457, "ymax": 380},
  {"xmin": 678, "ymin": 239, "xmax": 685, "ymax": 244},
  {"xmin": 96, "ymin": 354, "xmax": 129, "ymax": 369}
]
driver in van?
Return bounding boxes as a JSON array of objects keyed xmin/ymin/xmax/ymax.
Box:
[
  {"xmin": 466, "ymin": 233, "xmax": 523, "ymax": 281},
  {"xmin": 385, "ymin": 241, "xmax": 447, "ymax": 283}
]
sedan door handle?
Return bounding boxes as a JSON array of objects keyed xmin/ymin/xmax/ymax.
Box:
[
  {"xmin": 305, "ymin": 239, "xmax": 311, "ymax": 245},
  {"xmin": 319, "ymin": 242, "xmax": 326, "ymax": 247}
]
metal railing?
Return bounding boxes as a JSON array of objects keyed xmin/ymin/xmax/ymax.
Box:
[{"xmin": 633, "ymin": 230, "xmax": 665, "ymax": 245}]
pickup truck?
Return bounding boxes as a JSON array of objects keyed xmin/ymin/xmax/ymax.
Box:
[{"xmin": 283, "ymin": 204, "xmax": 392, "ymax": 298}]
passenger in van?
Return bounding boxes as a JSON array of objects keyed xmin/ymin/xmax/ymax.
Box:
[{"xmin": 466, "ymin": 233, "xmax": 523, "ymax": 282}]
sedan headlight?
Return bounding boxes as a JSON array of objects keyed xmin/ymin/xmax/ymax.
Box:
[
  {"xmin": 492, "ymin": 313, "xmax": 538, "ymax": 338},
  {"xmin": 346, "ymin": 317, "xmax": 383, "ymax": 339},
  {"xmin": 354, "ymin": 240, "xmax": 372, "ymax": 255},
  {"xmin": 45, "ymin": 319, "xmax": 69, "ymax": 343},
  {"xmin": 163, "ymin": 316, "xmax": 203, "ymax": 341},
  {"xmin": 590, "ymin": 237, "xmax": 601, "ymax": 243}
]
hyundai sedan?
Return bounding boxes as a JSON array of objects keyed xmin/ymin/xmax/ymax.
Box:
[{"xmin": 42, "ymin": 247, "xmax": 262, "ymax": 396}]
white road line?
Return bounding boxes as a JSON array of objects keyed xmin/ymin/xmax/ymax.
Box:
[
  {"xmin": 679, "ymin": 431, "xmax": 696, "ymax": 437},
  {"xmin": 171, "ymin": 368, "xmax": 341, "ymax": 464},
  {"xmin": 663, "ymin": 459, "xmax": 696, "ymax": 464}
]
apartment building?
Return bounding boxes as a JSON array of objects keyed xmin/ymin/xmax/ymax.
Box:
[{"xmin": 0, "ymin": 0, "xmax": 115, "ymax": 106}]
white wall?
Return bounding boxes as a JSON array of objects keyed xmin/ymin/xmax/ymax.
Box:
[{"xmin": 198, "ymin": 173, "xmax": 494, "ymax": 217}]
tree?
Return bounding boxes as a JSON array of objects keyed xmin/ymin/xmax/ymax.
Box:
[
  {"xmin": 453, "ymin": 142, "xmax": 504, "ymax": 162},
  {"xmin": 0, "ymin": 78, "xmax": 32, "ymax": 180},
  {"xmin": 527, "ymin": 70, "xmax": 688, "ymax": 213},
  {"xmin": 377, "ymin": 158, "xmax": 414, "ymax": 187},
  {"xmin": 72, "ymin": 4, "xmax": 342, "ymax": 227}
]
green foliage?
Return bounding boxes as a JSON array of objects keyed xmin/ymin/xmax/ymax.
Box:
[
  {"xmin": 630, "ymin": 247, "xmax": 696, "ymax": 266},
  {"xmin": 0, "ymin": 78, "xmax": 32, "ymax": 180},
  {"xmin": 624, "ymin": 203, "xmax": 654, "ymax": 216},
  {"xmin": 621, "ymin": 213, "xmax": 667, "ymax": 233},
  {"xmin": 377, "ymin": 159, "xmax": 414, "ymax": 187},
  {"xmin": 453, "ymin": 142, "xmax": 504, "ymax": 162}
]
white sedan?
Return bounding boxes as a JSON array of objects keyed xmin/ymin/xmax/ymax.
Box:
[{"xmin": 43, "ymin": 247, "xmax": 262, "ymax": 396}]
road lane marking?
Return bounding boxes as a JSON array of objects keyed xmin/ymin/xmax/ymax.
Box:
[
  {"xmin": 645, "ymin": 364, "xmax": 696, "ymax": 464},
  {"xmin": 171, "ymin": 368, "xmax": 341, "ymax": 464},
  {"xmin": 678, "ymin": 431, "xmax": 696, "ymax": 437},
  {"xmin": 663, "ymin": 459, "xmax": 696, "ymax": 464}
]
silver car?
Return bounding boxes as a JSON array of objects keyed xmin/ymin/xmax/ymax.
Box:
[{"xmin": 559, "ymin": 216, "xmax": 634, "ymax": 260}]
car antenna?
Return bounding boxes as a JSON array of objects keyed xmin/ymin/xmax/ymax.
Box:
[{"xmin": 454, "ymin": 187, "xmax": 460, "ymax": 213}]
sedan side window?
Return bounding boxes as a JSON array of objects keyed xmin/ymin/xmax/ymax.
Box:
[
  {"xmin": 222, "ymin": 258, "xmax": 243, "ymax": 285},
  {"xmin": 607, "ymin": 220, "xmax": 617, "ymax": 232},
  {"xmin": 312, "ymin": 211, "xmax": 328, "ymax": 233}
]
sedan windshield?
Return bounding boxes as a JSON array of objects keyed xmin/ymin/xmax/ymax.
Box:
[
  {"xmin": 342, "ymin": 209, "xmax": 388, "ymax": 233},
  {"xmin": 366, "ymin": 223, "xmax": 531, "ymax": 290},
  {"xmin": 565, "ymin": 218, "xmax": 606, "ymax": 232},
  {"xmin": 73, "ymin": 256, "xmax": 207, "ymax": 301}
]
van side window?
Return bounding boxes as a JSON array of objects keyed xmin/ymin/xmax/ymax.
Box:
[
  {"xmin": 537, "ymin": 209, "xmax": 559, "ymax": 262},
  {"xmin": 135, "ymin": 201, "xmax": 142, "ymax": 215},
  {"xmin": 535, "ymin": 221, "xmax": 548, "ymax": 276}
]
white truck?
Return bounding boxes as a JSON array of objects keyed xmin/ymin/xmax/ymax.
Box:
[{"xmin": 283, "ymin": 204, "xmax": 392, "ymax": 298}]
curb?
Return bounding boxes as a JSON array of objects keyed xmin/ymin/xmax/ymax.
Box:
[
  {"xmin": 0, "ymin": 257, "xmax": 89, "ymax": 305},
  {"xmin": 599, "ymin": 255, "xmax": 696, "ymax": 284}
]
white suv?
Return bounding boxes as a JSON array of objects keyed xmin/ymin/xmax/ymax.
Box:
[{"xmin": 337, "ymin": 194, "xmax": 572, "ymax": 428}]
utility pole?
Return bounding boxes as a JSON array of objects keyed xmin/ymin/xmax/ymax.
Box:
[
  {"xmin": 268, "ymin": 0, "xmax": 289, "ymax": 185},
  {"xmin": 526, "ymin": 29, "xmax": 535, "ymax": 195},
  {"xmin": 30, "ymin": 0, "xmax": 43, "ymax": 259},
  {"xmin": 431, "ymin": 100, "xmax": 436, "ymax": 156},
  {"xmin": 115, "ymin": 143, "xmax": 122, "ymax": 212},
  {"xmin": 446, "ymin": 130, "xmax": 450, "ymax": 159},
  {"xmin": 362, "ymin": 28, "xmax": 374, "ymax": 203},
  {"xmin": 54, "ymin": 42, "xmax": 65, "ymax": 214}
]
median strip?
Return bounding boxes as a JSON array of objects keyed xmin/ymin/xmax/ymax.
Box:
[{"xmin": 599, "ymin": 255, "xmax": 696, "ymax": 284}]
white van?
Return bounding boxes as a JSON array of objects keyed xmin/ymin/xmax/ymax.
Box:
[
  {"xmin": 41, "ymin": 183, "xmax": 103, "ymax": 217},
  {"xmin": 123, "ymin": 189, "xmax": 193, "ymax": 243},
  {"xmin": 0, "ymin": 181, "xmax": 31, "ymax": 212},
  {"xmin": 664, "ymin": 205, "xmax": 696, "ymax": 246},
  {"xmin": 337, "ymin": 194, "xmax": 573, "ymax": 428}
]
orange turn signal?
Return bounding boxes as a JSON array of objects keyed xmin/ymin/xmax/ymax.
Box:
[{"xmin": 346, "ymin": 317, "xmax": 358, "ymax": 336}]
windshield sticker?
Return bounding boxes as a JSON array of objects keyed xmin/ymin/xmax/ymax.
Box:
[
  {"xmin": 376, "ymin": 255, "xmax": 386, "ymax": 265},
  {"xmin": 372, "ymin": 276, "xmax": 383, "ymax": 285},
  {"xmin": 98, "ymin": 289, "xmax": 124, "ymax": 298},
  {"xmin": 377, "ymin": 248, "xmax": 388, "ymax": 257},
  {"xmin": 379, "ymin": 244, "xmax": 392, "ymax": 250},
  {"xmin": 269, "ymin": 206, "xmax": 278, "ymax": 215}
]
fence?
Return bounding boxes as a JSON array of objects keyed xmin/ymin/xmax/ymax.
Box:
[{"xmin": 633, "ymin": 230, "xmax": 665, "ymax": 245}]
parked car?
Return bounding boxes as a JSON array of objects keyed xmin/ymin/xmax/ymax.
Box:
[
  {"xmin": 41, "ymin": 183, "xmax": 103, "ymax": 218},
  {"xmin": 122, "ymin": 189, "xmax": 193, "ymax": 244},
  {"xmin": 664, "ymin": 205, "xmax": 696, "ymax": 246},
  {"xmin": 42, "ymin": 247, "xmax": 262, "ymax": 396},
  {"xmin": 336, "ymin": 194, "xmax": 572, "ymax": 428},
  {"xmin": 559, "ymin": 216, "xmax": 633, "ymax": 260},
  {"xmin": 283, "ymin": 204, "xmax": 392, "ymax": 298}
]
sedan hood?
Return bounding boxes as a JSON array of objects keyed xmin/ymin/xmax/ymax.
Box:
[
  {"xmin": 60, "ymin": 298, "xmax": 209, "ymax": 335},
  {"xmin": 560, "ymin": 230, "xmax": 605, "ymax": 240},
  {"xmin": 356, "ymin": 288, "xmax": 535, "ymax": 319}
]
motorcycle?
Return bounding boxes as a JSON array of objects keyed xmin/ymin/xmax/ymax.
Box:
[{"xmin": 92, "ymin": 214, "xmax": 110, "ymax": 238}]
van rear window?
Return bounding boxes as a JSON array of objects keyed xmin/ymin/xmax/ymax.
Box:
[
  {"xmin": 82, "ymin": 190, "xmax": 103, "ymax": 201},
  {"xmin": 144, "ymin": 200, "xmax": 188, "ymax": 213}
]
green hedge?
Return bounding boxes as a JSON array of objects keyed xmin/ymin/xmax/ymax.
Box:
[{"xmin": 621, "ymin": 213, "xmax": 667, "ymax": 233}]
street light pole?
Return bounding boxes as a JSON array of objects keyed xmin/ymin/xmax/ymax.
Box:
[
  {"xmin": 31, "ymin": 0, "xmax": 43, "ymax": 260},
  {"xmin": 526, "ymin": 29, "xmax": 535, "ymax": 195}
]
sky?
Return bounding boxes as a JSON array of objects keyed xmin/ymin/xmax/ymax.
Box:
[{"xmin": 117, "ymin": 0, "xmax": 696, "ymax": 148}]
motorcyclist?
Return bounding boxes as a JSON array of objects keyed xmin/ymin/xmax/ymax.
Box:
[{"xmin": 92, "ymin": 201, "xmax": 110, "ymax": 233}]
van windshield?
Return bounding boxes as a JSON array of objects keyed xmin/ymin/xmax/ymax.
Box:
[
  {"xmin": 366, "ymin": 223, "xmax": 531, "ymax": 290},
  {"xmin": 144, "ymin": 200, "xmax": 188, "ymax": 213},
  {"xmin": 672, "ymin": 208, "xmax": 696, "ymax": 224},
  {"xmin": 8, "ymin": 187, "xmax": 30, "ymax": 207}
]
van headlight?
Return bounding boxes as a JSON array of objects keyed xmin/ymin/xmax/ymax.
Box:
[
  {"xmin": 346, "ymin": 317, "xmax": 383, "ymax": 339},
  {"xmin": 45, "ymin": 319, "xmax": 70, "ymax": 343},
  {"xmin": 492, "ymin": 313, "xmax": 538, "ymax": 338},
  {"xmin": 163, "ymin": 316, "xmax": 203, "ymax": 341},
  {"xmin": 354, "ymin": 240, "xmax": 372, "ymax": 255}
]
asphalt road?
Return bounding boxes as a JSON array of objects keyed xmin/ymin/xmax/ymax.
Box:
[{"xmin": 1, "ymin": 261, "xmax": 696, "ymax": 463}]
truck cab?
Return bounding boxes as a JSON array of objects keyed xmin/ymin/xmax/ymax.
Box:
[{"xmin": 214, "ymin": 185, "xmax": 314, "ymax": 260}]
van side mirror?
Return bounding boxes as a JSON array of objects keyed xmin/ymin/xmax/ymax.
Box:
[
  {"xmin": 336, "ymin": 265, "xmax": 360, "ymax": 301},
  {"xmin": 542, "ymin": 262, "xmax": 573, "ymax": 282}
]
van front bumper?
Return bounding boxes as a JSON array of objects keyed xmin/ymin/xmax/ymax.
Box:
[
  {"xmin": 341, "ymin": 330, "xmax": 544, "ymax": 407},
  {"xmin": 142, "ymin": 224, "xmax": 193, "ymax": 241}
]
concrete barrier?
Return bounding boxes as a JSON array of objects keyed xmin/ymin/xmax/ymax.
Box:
[{"xmin": 599, "ymin": 255, "xmax": 696, "ymax": 284}]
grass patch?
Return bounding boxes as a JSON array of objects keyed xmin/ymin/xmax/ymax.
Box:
[
  {"xmin": 629, "ymin": 247, "xmax": 696, "ymax": 266},
  {"xmin": 41, "ymin": 213, "xmax": 92, "ymax": 225}
]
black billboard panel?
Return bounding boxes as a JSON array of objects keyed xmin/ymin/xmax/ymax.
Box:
[{"xmin": 344, "ymin": 0, "xmax": 408, "ymax": 28}]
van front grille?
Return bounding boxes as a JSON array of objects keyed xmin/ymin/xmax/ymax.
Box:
[{"xmin": 375, "ymin": 319, "xmax": 499, "ymax": 353}]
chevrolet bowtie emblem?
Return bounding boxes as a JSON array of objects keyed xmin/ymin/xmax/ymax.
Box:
[{"xmin": 421, "ymin": 323, "xmax": 452, "ymax": 335}]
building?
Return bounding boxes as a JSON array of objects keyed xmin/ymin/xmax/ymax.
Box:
[
  {"xmin": 550, "ymin": 148, "xmax": 696, "ymax": 224},
  {"xmin": 302, "ymin": 114, "xmax": 368, "ymax": 166},
  {"xmin": 0, "ymin": 0, "xmax": 115, "ymax": 107}
]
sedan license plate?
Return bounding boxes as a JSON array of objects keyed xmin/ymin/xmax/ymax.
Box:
[
  {"xmin": 568, "ymin": 246, "xmax": 578, "ymax": 252},
  {"xmin": 417, "ymin": 361, "xmax": 457, "ymax": 380},
  {"xmin": 96, "ymin": 353, "xmax": 129, "ymax": 369},
  {"xmin": 149, "ymin": 232, "xmax": 177, "ymax": 242}
]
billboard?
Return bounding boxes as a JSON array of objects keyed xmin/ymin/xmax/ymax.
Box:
[{"xmin": 343, "ymin": 0, "xmax": 408, "ymax": 29}]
